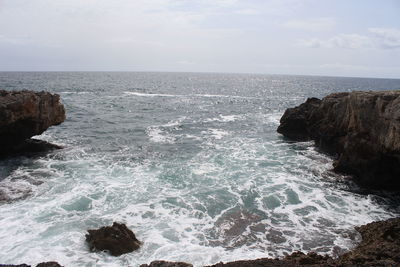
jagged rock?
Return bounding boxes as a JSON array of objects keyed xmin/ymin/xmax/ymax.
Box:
[
  {"xmin": 86, "ymin": 222, "xmax": 141, "ymax": 256},
  {"xmin": 205, "ymin": 251, "xmax": 335, "ymax": 267},
  {"xmin": 207, "ymin": 217, "xmax": 400, "ymax": 267},
  {"xmin": 338, "ymin": 217, "xmax": 400, "ymax": 266},
  {"xmin": 0, "ymin": 263, "xmax": 63, "ymax": 267},
  {"xmin": 277, "ymin": 91, "xmax": 400, "ymax": 190},
  {"xmin": 35, "ymin": 262, "xmax": 63, "ymax": 267},
  {"xmin": 0, "ymin": 90, "xmax": 65, "ymax": 156},
  {"xmin": 140, "ymin": 261, "xmax": 193, "ymax": 267}
]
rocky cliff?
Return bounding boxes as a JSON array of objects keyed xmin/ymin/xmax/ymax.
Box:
[
  {"xmin": 277, "ymin": 91, "xmax": 400, "ymax": 190},
  {"xmin": 0, "ymin": 90, "xmax": 65, "ymax": 156}
]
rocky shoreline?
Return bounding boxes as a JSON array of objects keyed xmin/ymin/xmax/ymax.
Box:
[
  {"xmin": 1, "ymin": 90, "xmax": 399, "ymax": 266},
  {"xmin": 3, "ymin": 217, "xmax": 400, "ymax": 267},
  {"xmin": 277, "ymin": 90, "xmax": 400, "ymax": 190},
  {"xmin": 0, "ymin": 90, "xmax": 65, "ymax": 157}
]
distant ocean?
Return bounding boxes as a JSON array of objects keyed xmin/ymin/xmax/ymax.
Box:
[{"xmin": 1, "ymin": 72, "xmax": 400, "ymax": 266}]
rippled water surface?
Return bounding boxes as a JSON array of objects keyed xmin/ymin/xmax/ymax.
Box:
[{"xmin": 0, "ymin": 72, "xmax": 400, "ymax": 266}]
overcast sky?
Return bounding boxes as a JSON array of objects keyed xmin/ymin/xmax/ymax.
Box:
[{"xmin": 0, "ymin": 0, "xmax": 399, "ymax": 78}]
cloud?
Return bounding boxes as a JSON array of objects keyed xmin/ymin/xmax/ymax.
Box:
[
  {"xmin": 0, "ymin": 34, "xmax": 30, "ymax": 45},
  {"xmin": 234, "ymin": 8, "xmax": 260, "ymax": 15},
  {"xmin": 297, "ymin": 34, "xmax": 371, "ymax": 49},
  {"xmin": 282, "ymin": 17, "xmax": 336, "ymax": 31},
  {"xmin": 369, "ymin": 27, "xmax": 400, "ymax": 49},
  {"xmin": 298, "ymin": 28, "xmax": 400, "ymax": 50}
]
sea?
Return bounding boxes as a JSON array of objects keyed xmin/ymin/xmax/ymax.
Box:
[{"xmin": 0, "ymin": 72, "xmax": 399, "ymax": 266}]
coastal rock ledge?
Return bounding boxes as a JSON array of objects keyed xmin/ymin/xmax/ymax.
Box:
[
  {"xmin": 0, "ymin": 90, "xmax": 65, "ymax": 156},
  {"xmin": 277, "ymin": 90, "xmax": 400, "ymax": 190}
]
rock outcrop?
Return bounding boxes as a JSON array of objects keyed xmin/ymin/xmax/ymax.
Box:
[
  {"xmin": 0, "ymin": 90, "xmax": 65, "ymax": 156},
  {"xmin": 0, "ymin": 262, "xmax": 63, "ymax": 267},
  {"xmin": 86, "ymin": 222, "xmax": 141, "ymax": 256},
  {"xmin": 338, "ymin": 217, "xmax": 400, "ymax": 266},
  {"xmin": 140, "ymin": 261, "xmax": 193, "ymax": 267},
  {"xmin": 206, "ymin": 217, "xmax": 400, "ymax": 267},
  {"xmin": 277, "ymin": 91, "xmax": 400, "ymax": 190}
]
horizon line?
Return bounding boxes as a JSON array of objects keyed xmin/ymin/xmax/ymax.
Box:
[{"xmin": 0, "ymin": 70, "xmax": 399, "ymax": 80}]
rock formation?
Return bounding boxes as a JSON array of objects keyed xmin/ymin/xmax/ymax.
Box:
[
  {"xmin": 0, "ymin": 262, "xmax": 63, "ymax": 267},
  {"xmin": 277, "ymin": 91, "xmax": 400, "ymax": 190},
  {"xmin": 0, "ymin": 90, "xmax": 65, "ymax": 156},
  {"xmin": 86, "ymin": 222, "xmax": 141, "ymax": 256},
  {"xmin": 205, "ymin": 217, "xmax": 400, "ymax": 266},
  {"xmin": 140, "ymin": 261, "xmax": 193, "ymax": 267}
]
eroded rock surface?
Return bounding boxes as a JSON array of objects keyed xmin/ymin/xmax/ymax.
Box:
[
  {"xmin": 140, "ymin": 261, "xmax": 193, "ymax": 267},
  {"xmin": 0, "ymin": 90, "xmax": 65, "ymax": 156},
  {"xmin": 338, "ymin": 217, "xmax": 400, "ymax": 266},
  {"xmin": 277, "ymin": 91, "xmax": 400, "ymax": 190},
  {"xmin": 0, "ymin": 262, "xmax": 63, "ymax": 267},
  {"xmin": 206, "ymin": 217, "xmax": 400, "ymax": 267},
  {"xmin": 86, "ymin": 222, "xmax": 141, "ymax": 256}
]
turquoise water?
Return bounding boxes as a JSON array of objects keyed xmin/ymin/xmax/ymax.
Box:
[{"xmin": 0, "ymin": 72, "xmax": 399, "ymax": 266}]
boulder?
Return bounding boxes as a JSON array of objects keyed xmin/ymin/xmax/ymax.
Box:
[
  {"xmin": 277, "ymin": 91, "xmax": 400, "ymax": 190},
  {"xmin": 0, "ymin": 90, "xmax": 65, "ymax": 156},
  {"xmin": 86, "ymin": 222, "xmax": 141, "ymax": 256}
]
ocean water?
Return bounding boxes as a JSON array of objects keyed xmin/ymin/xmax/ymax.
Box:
[{"xmin": 0, "ymin": 72, "xmax": 400, "ymax": 266}]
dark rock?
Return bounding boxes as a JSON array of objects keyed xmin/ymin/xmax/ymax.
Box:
[
  {"xmin": 277, "ymin": 91, "xmax": 400, "ymax": 190},
  {"xmin": 0, "ymin": 262, "xmax": 63, "ymax": 267},
  {"xmin": 1, "ymin": 139, "xmax": 63, "ymax": 157},
  {"xmin": 338, "ymin": 217, "xmax": 400, "ymax": 266},
  {"xmin": 86, "ymin": 222, "xmax": 141, "ymax": 256},
  {"xmin": 277, "ymin": 97, "xmax": 322, "ymax": 141},
  {"xmin": 140, "ymin": 261, "xmax": 193, "ymax": 267},
  {"xmin": 35, "ymin": 262, "xmax": 63, "ymax": 267},
  {"xmin": 207, "ymin": 217, "xmax": 400, "ymax": 267},
  {"xmin": 205, "ymin": 252, "xmax": 335, "ymax": 267},
  {"xmin": 0, "ymin": 90, "xmax": 65, "ymax": 156}
]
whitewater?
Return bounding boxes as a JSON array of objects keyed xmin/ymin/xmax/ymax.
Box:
[{"xmin": 0, "ymin": 72, "xmax": 399, "ymax": 266}]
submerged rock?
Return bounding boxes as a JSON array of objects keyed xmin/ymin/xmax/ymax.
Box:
[
  {"xmin": 0, "ymin": 90, "xmax": 65, "ymax": 156},
  {"xmin": 277, "ymin": 91, "xmax": 400, "ymax": 190},
  {"xmin": 140, "ymin": 261, "xmax": 193, "ymax": 267},
  {"xmin": 86, "ymin": 222, "xmax": 141, "ymax": 256}
]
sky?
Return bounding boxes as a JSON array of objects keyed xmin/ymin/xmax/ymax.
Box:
[{"xmin": 0, "ymin": 0, "xmax": 399, "ymax": 78}]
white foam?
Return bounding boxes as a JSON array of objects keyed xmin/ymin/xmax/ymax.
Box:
[
  {"xmin": 124, "ymin": 91, "xmax": 180, "ymax": 97},
  {"xmin": 193, "ymin": 94, "xmax": 255, "ymax": 99},
  {"xmin": 202, "ymin": 129, "xmax": 230, "ymax": 140},
  {"xmin": 124, "ymin": 91, "xmax": 255, "ymax": 100},
  {"xmin": 146, "ymin": 126, "xmax": 175, "ymax": 143},
  {"xmin": 0, "ymin": 114, "xmax": 398, "ymax": 267},
  {"xmin": 205, "ymin": 115, "xmax": 242, "ymax": 123}
]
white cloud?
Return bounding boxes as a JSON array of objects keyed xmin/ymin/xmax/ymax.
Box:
[
  {"xmin": 297, "ymin": 27, "xmax": 400, "ymax": 50},
  {"xmin": 0, "ymin": 34, "xmax": 30, "ymax": 45},
  {"xmin": 234, "ymin": 8, "xmax": 260, "ymax": 15},
  {"xmin": 369, "ymin": 27, "xmax": 400, "ymax": 49},
  {"xmin": 282, "ymin": 17, "xmax": 336, "ymax": 31},
  {"xmin": 297, "ymin": 34, "xmax": 372, "ymax": 49}
]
